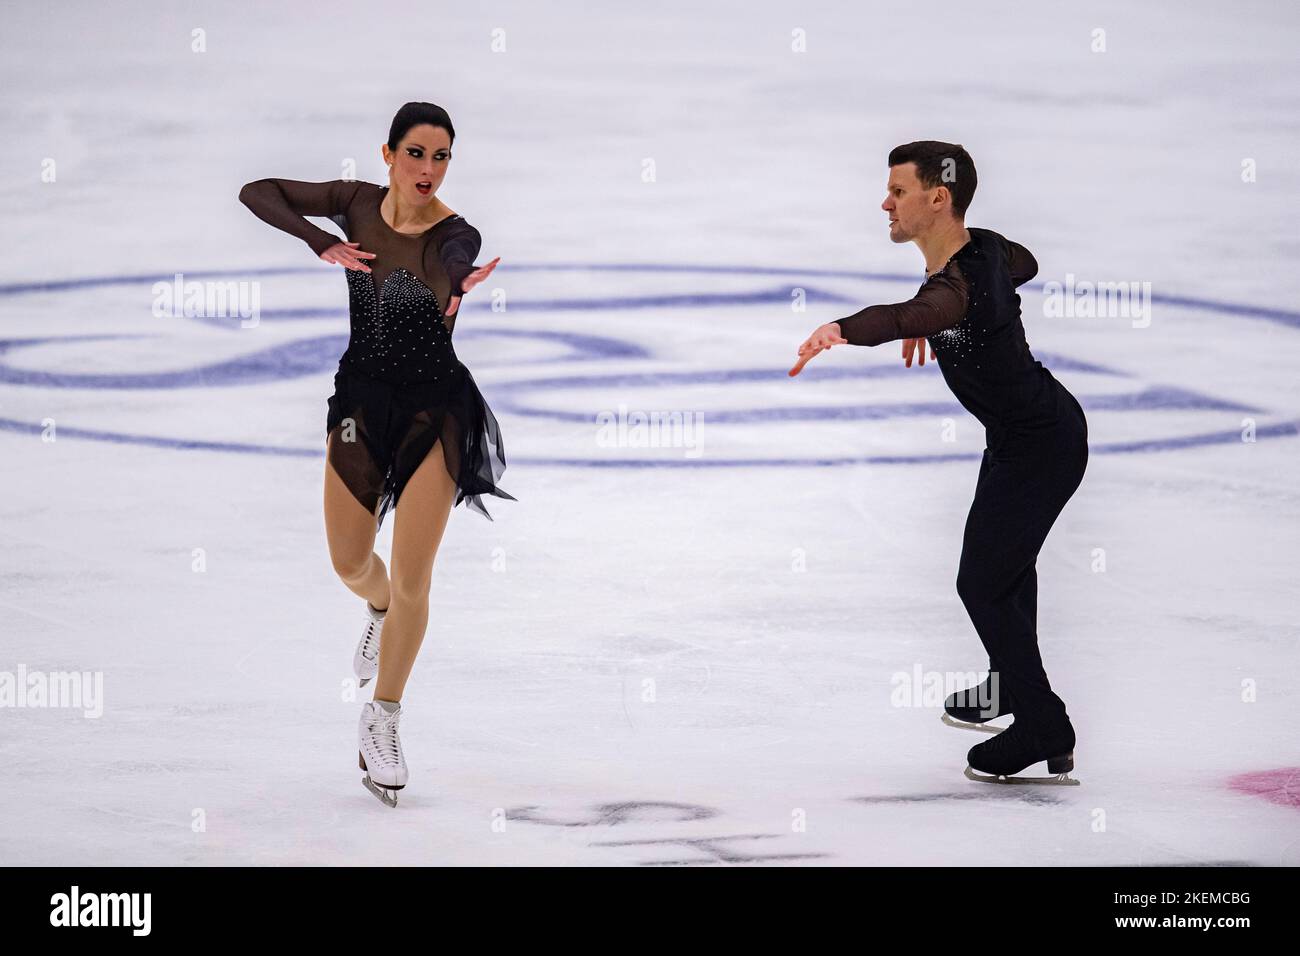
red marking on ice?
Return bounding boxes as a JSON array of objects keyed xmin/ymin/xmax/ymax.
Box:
[{"xmin": 1228, "ymin": 768, "xmax": 1300, "ymax": 810}]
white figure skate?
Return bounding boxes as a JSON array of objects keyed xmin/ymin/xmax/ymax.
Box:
[
  {"xmin": 358, "ymin": 699, "xmax": 408, "ymax": 807},
  {"xmin": 353, "ymin": 602, "xmax": 386, "ymax": 687}
]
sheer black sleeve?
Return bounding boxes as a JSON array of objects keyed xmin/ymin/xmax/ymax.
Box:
[
  {"xmin": 1007, "ymin": 240, "xmax": 1038, "ymax": 287},
  {"xmin": 439, "ymin": 221, "xmax": 483, "ymax": 296},
  {"xmin": 238, "ymin": 178, "xmax": 359, "ymax": 257},
  {"xmin": 834, "ymin": 264, "xmax": 970, "ymax": 347}
]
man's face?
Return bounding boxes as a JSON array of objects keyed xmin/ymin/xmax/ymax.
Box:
[{"xmin": 881, "ymin": 162, "xmax": 941, "ymax": 243}]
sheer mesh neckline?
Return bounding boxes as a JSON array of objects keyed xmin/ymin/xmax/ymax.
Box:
[
  {"xmin": 925, "ymin": 234, "xmax": 982, "ymax": 279},
  {"xmin": 377, "ymin": 186, "xmax": 461, "ymax": 238}
]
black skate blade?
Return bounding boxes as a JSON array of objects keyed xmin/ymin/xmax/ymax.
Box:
[
  {"xmin": 964, "ymin": 765, "xmax": 1080, "ymax": 787},
  {"xmin": 941, "ymin": 713, "xmax": 1008, "ymax": 734},
  {"xmin": 359, "ymin": 676, "xmax": 372, "ymax": 688}
]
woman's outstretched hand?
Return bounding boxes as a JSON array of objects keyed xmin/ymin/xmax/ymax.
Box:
[
  {"xmin": 320, "ymin": 241, "xmax": 377, "ymax": 273},
  {"xmin": 789, "ymin": 322, "xmax": 848, "ymax": 377},
  {"xmin": 446, "ymin": 256, "xmax": 500, "ymax": 318},
  {"xmin": 902, "ymin": 337, "xmax": 936, "ymax": 367}
]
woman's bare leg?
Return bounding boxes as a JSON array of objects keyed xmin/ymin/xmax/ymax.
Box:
[
  {"xmin": 371, "ymin": 440, "xmax": 457, "ymax": 702},
  {"xmin": 323, "ymin": 430, "xmax": 391, "ymax": 611}
]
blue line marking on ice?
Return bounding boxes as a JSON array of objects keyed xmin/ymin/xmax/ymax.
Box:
[
  {"xmin": 493, "ymin": 386, "xmax": 1257, "ymax": 426},
  {"xmin": 1, "ymin": 415, "xmax": 1293, "ymax": 463},
  {"xmin": 0, "ymin": 329, "xmax": 647, "ymax": 388},
  {"xmin": 0, "ymin": 262, "xmax": 1294, "ymax": 463},
  {"xmin": 3, "ymin": 264, "xmax": 1298, "ymax": 330}
]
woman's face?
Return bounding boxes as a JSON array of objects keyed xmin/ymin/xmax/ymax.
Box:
[{"xmin": 383, "ymin": 123, "xmax": 452, "ymax": 205}]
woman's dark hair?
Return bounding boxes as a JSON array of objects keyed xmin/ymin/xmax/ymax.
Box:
[
  {"xmin": 888, "ymin": 141, "xmax": 977, "ymax": 217},
  {"xmin": 387, "ymin": 101, "xmax": 456, "ymax": 150}
]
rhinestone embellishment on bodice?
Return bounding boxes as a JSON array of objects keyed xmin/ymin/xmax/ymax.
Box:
[{"xmin": 343, "ymin": 268, "xmax": 455, "ymax": 381}]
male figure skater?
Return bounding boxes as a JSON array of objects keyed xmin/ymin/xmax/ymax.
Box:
[{"xmin": 790, "ymin": 141, "xmax": 1088, "ymax": 784}]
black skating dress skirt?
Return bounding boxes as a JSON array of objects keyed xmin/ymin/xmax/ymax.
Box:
[{"xmin": 325, "ymin": 265, "xmax": 514, "ymax": 525}]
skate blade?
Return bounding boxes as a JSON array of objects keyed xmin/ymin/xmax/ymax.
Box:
[
  {"xmin": 358, "ymin": 676, "xmax": 372, "ymax": 688},
  {"xmin": 362, "ymin": 774, "xmax": 400, "ymax": 807},
  {"xmin": 941, "ymin": 713, "xmax": 1008, "ymax": 734},
  {"xmin": 358, "ymin": 751, "xmax": 404, "ymax": 806},
  {"xmin": 964, "ymin": 765, "xmax": 1080, "ymax": 786}
]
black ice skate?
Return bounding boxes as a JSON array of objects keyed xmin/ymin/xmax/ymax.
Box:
[
  {"xmin": 964, "ymin": 717, "xmax": 1079, "ymax": 786},
  {"xmin": 941, "ymin": 676, "xmax": 1013, "ymax": 734}
]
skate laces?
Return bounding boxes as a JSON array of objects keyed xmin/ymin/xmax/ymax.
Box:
[
  {"xmin": 364, "ymin": 705, "xmax": 403, "ymax": 766},
  {"xmin": 988, "ymin": 719, "xmax": 1069, "ymax": 755},
  {"xmin": 360, "ymin": 620, "xmax": 381, "ymax": 661},
  {"xmin": 985, "ymin": 721, "xmax": 1023, "ymax": 754},
  {"xmin": 361, "ymin": 607, "xmax": 385, "ymax": 661}
]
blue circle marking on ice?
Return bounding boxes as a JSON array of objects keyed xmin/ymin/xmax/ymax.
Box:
[{"xmin": 0, "ymin": 264, "xmax": 1296, "ymax": 464}]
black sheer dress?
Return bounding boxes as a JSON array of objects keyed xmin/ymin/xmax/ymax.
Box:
[{"xmin": 239, "ymin": 178, "xmax": 514, "ymax": 523}]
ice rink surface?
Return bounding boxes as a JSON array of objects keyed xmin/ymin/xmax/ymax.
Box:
[{"xmin": 1, "ymin": 1, "xmax": 1297, "ymax": 865}]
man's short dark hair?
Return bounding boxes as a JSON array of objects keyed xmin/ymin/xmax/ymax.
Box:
[{"xmin": 888, "ymin": 141, "xmax": 977, "ymax": 217}]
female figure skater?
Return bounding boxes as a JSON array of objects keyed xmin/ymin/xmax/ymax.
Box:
[
  {"xmin": 789, "ymin": 141, "xmax": 1088, "ymax": 785},
  {"xmin": 239, "ymin": 101, "xmax": 513, "ymax": 806}
]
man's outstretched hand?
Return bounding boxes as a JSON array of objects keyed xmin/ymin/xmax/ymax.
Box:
[
  {"xmin": 789, "ymin": 322, "xmax": 848, "ymax": 377},
  {"xmin": 902, "ymin": 337, "xmax": 935, "ymax": 367}
]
